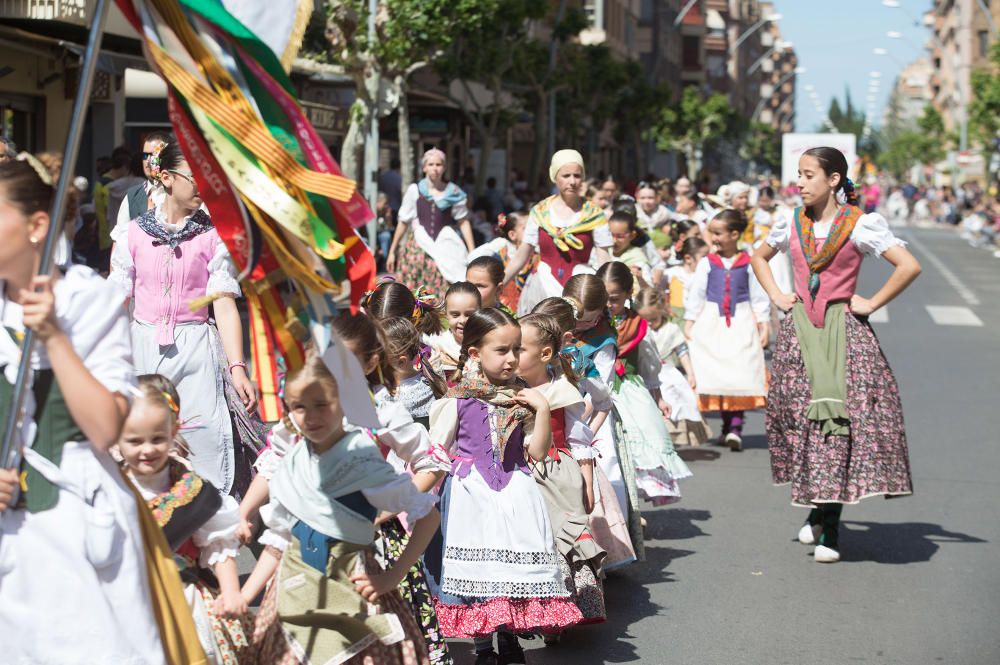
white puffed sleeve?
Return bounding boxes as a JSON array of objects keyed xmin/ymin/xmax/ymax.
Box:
[
  {"xmin": 592, "ymin": 221, "xmax": 613, "ymax": 249},
  {"xmin": 206, "ymin": 237, "xmax": 241, "ymax": 297},
  {"xmin": 193, "ymin": 495, "xmax": 242, "ymax": 568},
  {"xmin": 749, "ymin": 269, "xmax": 771, "ymax": 320},
  {"xmin": 523, "ymin": 217, "xmax": 540, "ymax": 249},
  {"xmin": 637, "ymin": 337, "xmax": 662, "ymax": 390},
  {"xmin": 362, "ymin": 475, "xmax": 438, "ymax": 520},
  {"xmin": 107, "ymin": 236, "xmax": 135, "ymax": 302},
  {"xmin": 254, "ymin": 421, "xmax": 302, "ymax": 480},
  {"xmin": 374, "ymin": 389, "xmax": 450, "ymax": 474},
  {"xmin": 450, "ymin": 191, "xmax": 470, "ymax": 221},
  {"xmin": 258, "ymin": 497, "xmax": 295, "ymax": 552},
  {"xmin": 580, "ymin": 376, "xmax": 612, "ymax": 413},
  {"xmin": 852, "ymin": 212, "xmax": 906, "ymax": 256},
  {"xmin": 428, "ymin": 398, "xmax": 459, "ymax": 456},
  {"xmin": 110, "ymin": 197, "xmax": 132, "ymax": 245},
  {"xmin": 592, "ymin": 344, "xmax": 617, "ymax": 386},
  {"xmin": 683, "ymin": 256, "xmax": 711, "ymax": 321},
  {"xmin": 398, "ymin": 184, "xmax": 420, "ymax": 224},
  {"xmin": 563, "ymin": 401, "xmax": 597, "ymax": 460},
  {"xmin": 764, "ymin": 214, "xmax": 792, "ymax": 253}
]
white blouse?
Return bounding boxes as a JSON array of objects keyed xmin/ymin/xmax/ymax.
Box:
[
  {"xmin": 259, "ymin": 472, "xmax": 437, "ymax": 552},
  {"xmin": 398, "ymin": 183, "xmax": 469, "ymax": 224},
  {"xmin": 372, "ymin": 385, "xmax": 451, "ymax": 474},
  {"xmin": 130, "ymin": 465, "xmax": 242, "ymax": 569},
  {"xmin": 107, "ymin": 211, "xmax": 241, "ymax": 302},
  {"xmin": 765, "ymin": 211, "xmax": 905, "ymax": 257},
  {"xmin": 683, "ymin": 255, "xmax": 771, "ymax": 321},
  {"xmin": 590, "ymin": 336, "xmax": 662, "ymax": 391},
  {"xmin": 523, "ymin": 206, "xmax": 613, "ymax": 250}
]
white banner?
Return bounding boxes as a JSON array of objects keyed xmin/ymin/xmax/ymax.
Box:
[{"xmin": 781, "ymin": 133, "xmax": 858, "ymax": 187}]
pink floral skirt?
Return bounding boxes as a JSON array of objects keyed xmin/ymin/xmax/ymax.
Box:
[{"xmin": 767, "ymin": 313, "xmax": 913, "ymax": 506}]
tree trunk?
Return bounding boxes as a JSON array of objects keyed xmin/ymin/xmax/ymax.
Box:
[
  {"xmin": 475, "ymin": 130, "xmax": 495, "ymax": 200},
  {"xmin": 529, "ymin": 91, "xmax": 548, "ymax": 191},
  {"xmin": 396, "ymin": 75, "xmax": 415, "ymax": 190},
  {"xmin": 340, "ymin": 100, "xmax": 366, "ymax": 183}
]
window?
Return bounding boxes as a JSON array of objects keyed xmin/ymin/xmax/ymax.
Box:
[
  {"xmin": 683, "ymin": 35, "xmax": 701, "ymax": 68},
  {"xmin": 978, "ymin": 30, "xmax": 990, "ymax": 58}
]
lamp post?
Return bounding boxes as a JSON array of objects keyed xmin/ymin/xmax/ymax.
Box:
[
  {"xmin": 730, "ymin": 13, "xmax": 782, "ymax": 54},
  {"xmin": 747, "ymin": 40, "xmax": 792, "ymax": 76},
  {"xmin": 674, "ymin": 0, "xmax": 700, "ymax": 27}
]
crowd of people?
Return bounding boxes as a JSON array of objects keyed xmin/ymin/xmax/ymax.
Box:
[{"xmin": 0, "ymin": 138, "xmax": 922, "ymax": 664}]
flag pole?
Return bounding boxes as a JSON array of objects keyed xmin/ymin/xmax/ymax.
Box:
[{"xmin": 1, "ymin": 0, "xmax": 114, "ymax": 476}]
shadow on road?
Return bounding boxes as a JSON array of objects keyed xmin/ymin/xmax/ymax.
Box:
[
  {"xmin": 839, "ymin": 521, "xmax": 987, "ymax": 564},
  {"xmin": 677, "ymin": 447, "xmax": 722, "ymax": 462},
  {"xmin": 643, "ymin": 508, "xmax": 711, "ymax": 541}
]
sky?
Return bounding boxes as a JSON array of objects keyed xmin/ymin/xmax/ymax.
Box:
[{"xmin": 774, "ymin": 0, "xmax": 931, "ymax": 133}]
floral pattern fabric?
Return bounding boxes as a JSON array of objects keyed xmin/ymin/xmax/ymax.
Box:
[
  {"xmin": 397, "ymin": 232, "xmax": 448, "ymax": 296},
  {"xmin": 767, "ymin": 313, "xmax": 913, "ymax": 506}
]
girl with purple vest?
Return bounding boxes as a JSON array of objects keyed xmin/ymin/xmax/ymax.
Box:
[
  {"xmin": 684, "ymin": 209, "xmax": 771, "ymax": 451},
  {"xmin": 429, "ymin": 308, "xmax": 582, "ymax": 664},
  {"xmin": 751, "ymin": 147, "xmax": 920, "ymax": 564},
  {"xmin": 109, "ymin": 138, "xmax": 260, "ymax": 497}
]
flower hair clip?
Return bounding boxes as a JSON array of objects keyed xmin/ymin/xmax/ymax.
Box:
[
  {"xmin": 147, "ymin": 141, "xmax": 167, "ymax": 180},
  {"xmin": 161, "ymin": 391, "xmax": 180, "ymax": 416},
  {"xmin": 16, "ymin": 152, "xmax": 53, "ymax": 186},
  {"xmin": 360, "ymin": 276, "xmax": 398, "ymax": 309},
  {"xmin": 560, "ymin": 296, "xmax": 580, "ymax": 320},
  {"xmin": 411, "ymin": 286, "xmax": 439, "ymax": 321}
]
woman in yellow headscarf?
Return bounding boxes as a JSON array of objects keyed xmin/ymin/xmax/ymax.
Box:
[{"xmin": 503, "ymin": 149, "xmax": 612, "ymax": 315}]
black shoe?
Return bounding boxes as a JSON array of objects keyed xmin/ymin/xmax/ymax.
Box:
[
  {"xmin": 474, "ymin": 650, "xmax": 499, "ymax": 665},
  {"xmin": 497, "ymin": 631, "xmax": 526, "ymax": 664}
]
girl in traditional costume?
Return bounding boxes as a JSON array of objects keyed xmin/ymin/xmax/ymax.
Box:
[
  {"xmin": 108, "ymin": 138, "xmax": 263, "ymax": 497},
  {"xmin": 635, "ymin": 288, "xmax": 709, "ymax": 447},
  {"xmin": 468, "ymin": 211, "xmax": 536, "ymax": 312},
  {"xmin": 425, "ymin": 282, "xmax": 482, "ymax": 377},
  {"xmin": 517, "ymin": 313, "xmax": 606, "ymax": 636},
  {"xmin": 387, "ymin": 148, "xmax": 474, "ymax": 295},
  {"xmin": 241, "ymin": 347, "xmax": 441, "ymax": 665},
  {"xmin": 429, "ymin": 308, "xmax": 582, "ymax": 664},
  {"xmin": 0, "ymin": 152, "xmax": 166, "ymax": 664},
  {"xmin": 608, "ymin": 211, "xmax": 654, "ymax": 288},
  {"xmin": 503, "ymin": 150, "xmax": 612, "ymax": 316},
  {"xmin": 751, "ymin": 146, "xmax": 919, "ymax": 564},
  {"xmin": 596, "ymin": 263, "xmax": 692, "ymax": 505},
  {"xmin": 381, "ymin": 316, "xmax": 448, "ymax": 431},
  {"xmin": 684, "ymin": 209, "xmax": 771, "ymax": 452},
  {"xmin": 635, "ymin": 181, "xmax": 672, "ymax": 232},
  {"xmin": 121, "ymin": 374, "xmax": 251, "ymax": 664},
  {"xmin": 664, "ymin": 236, "xmax": 709, "ymax": 323},
  {"xmin": 364, "ymin": 279, "xmax": 445, "ymax": 340},
  {"xmin": 531, "ymin": 296, "xmax": 636, "ymax": 571},
  {"xmin": 466, "ymin": 255, "xmax": 515, "ymax": 317}
]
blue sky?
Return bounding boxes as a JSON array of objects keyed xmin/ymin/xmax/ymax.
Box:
[{"xmin": 775, "ymin": 0, "xmax": 930, "ymax": 132}]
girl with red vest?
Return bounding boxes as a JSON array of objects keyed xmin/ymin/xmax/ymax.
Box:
[
  {"xmin": 517, "ymin": 313, "xmax": 606, "ymax": 634},
  {"xmin": 751, "ymin": 146, "xmax": 920, "ymax": 564},
  {"xmin": 502, "ymin": 150, "xmax": 613, "ymax": 315},
  {"xmin": 684, "ymin": 209, "xmax": 771, "ymax": 452}
]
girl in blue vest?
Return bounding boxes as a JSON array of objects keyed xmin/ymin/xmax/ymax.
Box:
[{"xmin": 684, "ymin": 209, "xmax": 771, "ymax": 451}]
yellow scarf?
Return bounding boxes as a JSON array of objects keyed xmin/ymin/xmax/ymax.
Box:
[{"xmin": 531, "ymin": 196, "xmax": 608, "ymax": 252}]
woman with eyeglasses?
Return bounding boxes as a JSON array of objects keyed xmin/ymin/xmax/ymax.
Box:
[{"xmin": 109, "ymin": 137, "xmax": 263, "ymax": 498}]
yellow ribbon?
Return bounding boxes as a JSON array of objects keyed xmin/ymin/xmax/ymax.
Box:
[{"xmin": 531, "ymin": 196, "xmax": 608, "ymax": 252}]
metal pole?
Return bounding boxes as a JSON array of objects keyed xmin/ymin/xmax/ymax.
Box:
[
  {"xmin": 730, "ymin": 17, "xmax": 768, "ymax": 54},
  {"xmin": 975, "ymin": 0, "xmax": 998, "ymax": 37},
  {"xmin": 1, "ymin": 0, "xmax": 113, "ymax": 471},
  {"xmin": 363, "ymin": 0, "xmax": 379, "ymax": 249},
  {"xmin": 747, "ymin": 45, "xmax": 777, "ymax": 76},
  {"xmin": 674, "ymin": 0, "xmax": 699, "ymax": 27}
]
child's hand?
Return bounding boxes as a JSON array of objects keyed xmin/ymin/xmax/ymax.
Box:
[
  {"xmin": 230, "ymin": 367, "xmax": 259, "ymax": 414},
  {"xmin": 772, "ymin": 292, "xmax": 799, "ymax": 313},
  {"xmin": 373, "ymin": 510, "xmax": 397, "ymax": 527},
  {"xmin": 20, "ymin": 276, "xmax": 62, "ymax": 343},
  {"xmin": 584, "ymin": 486, "xmax": 595, "ymax": 514},
  {"xmin": 758, "ymin": 323, "xmax": 770, "ymax": 349},
  {"xmin": 0, "ymin": 468, "xmax": 19, "ymax": 512},
  {"xmin": 214, "ymin": 588, "xmax": 248, "ymax": 619},
  {"xmin": 350, "ymin": 569, "xmax": 403, "ymax": 603},
  {"xmin": 657, "ymin": 398, "xmax": 672, "ymax": 421},
  {"xmin": 514, "ymin": 387, "xmax": 549, "ymax": 414},
  {"xmin": 236, "ymin": 517, "xmax": 254, "ymax": 546},
  {"xmin": 849, "ymin": 295, "xmax": 876, "ymax": 316}
]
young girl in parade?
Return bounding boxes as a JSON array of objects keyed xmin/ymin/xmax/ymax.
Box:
[
  {"xmin": 751, "ymin": 146, "xmax": 919, "ymax": 563},
  {"xmin": 466, "ymin": 254, "xmax": 511, "ymax": 315},
  {"xmin": 596, "ymin": 263, "xmax": 692, "ymax": 504},
  {"xmin": 364, "ymin": 278, "xmax": 444, "ymax": 339},
  {"xmin": 503, "ymin": 150, "xmax": 612, "ymax": 315},
  {"xmin": 635, "ymin": 288, "xmax": 709, "ymax": 447},
  {"xmin": 381, "ymin": 316, "xmax": 448, "ymax": 430},
  {"xmin": 468, "ymin": 211, "xmax": 536, "ymax": 312},
  {"xmin": 120, "ymin": 374, "xmax": 251, "ymax": 663},
  {"xmin": 517, "ymin": 313, "xmax": 606, "ymax": 634},
  {"xmin": 665, "ymin": 236, "xmax": 709, "ymax": 322},
  {"xmin": 561, "ymin": 275, "xmax": 643, "ymax": 558},
  {"xmin": 608, "ymin": 210, "xmax": 653, "ymax": 287},
  {"xmin": 531, "ymin": 296, "xmax": 636, "ymax": 571},
  {"xmin": 240, "ymin": 347, "xmax": 441, "ymax": 665},
  {"xmin": 636, "ymin": 181, "xmax": 671, "ymax": 231},
  {"xmin": 684, "ymin": 209, "xmax": 770, "ymax": 452},
  {"xmin": 426, "ymin": 281, "xmax": 482, "ymax": 376},
  {"xmin": 429, "ymin": 308, "xmax": 583, "ymax": 663},
  {"xmin": 0, "ymin": 151, "xmax": 166, "ymax": 664},
  {"xmin": 108, "ymin": 137, "xmax": 262, "ymax": 497},
  {"xmin": 387, "ymin": 148, "xmax": 474, "ymax": 294}
]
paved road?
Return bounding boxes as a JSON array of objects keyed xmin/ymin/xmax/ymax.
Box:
[{"xmin": 449, "ymin": 227, "xmax": 1000, "ymax": 665}]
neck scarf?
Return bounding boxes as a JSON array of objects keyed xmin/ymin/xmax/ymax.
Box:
[
  {"xmin": 531, "ymin": 195, "xmax": 608, "ymax": 252},
  {"xmin": 612, "ymin": 311, "xmax": 648, "ymax": 377},
  {"xmin": 794, "ymin": 205, "xmax": 862, "ymax": 297},
  {"xmin": 136, "ymin": 207, "xmax": 213, "ymax": 249},
  {"xmin": 417, "ymin": 178, "xmax": 466, "ymax": 210},
  {"xmin": 446, "ymin": 372, "xmax": 529, "ymax": 458}
]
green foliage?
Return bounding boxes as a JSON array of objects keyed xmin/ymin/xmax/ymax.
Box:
[
  {"xmin": 738, "ymin": 121, "xmax": 781, "ymax": 174},
  {"xmin": 649, "ymin": 86, "xmax": 733, "ymax": 155},
  {"xmin": 880, "ymin": 105, "xmax": 949, "ymax": 179},
  {"xmin": 969, "ymin": 41, "xmax": 1000, "ymax": 150}
]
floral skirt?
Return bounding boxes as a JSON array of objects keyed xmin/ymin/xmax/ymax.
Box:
[
  {"xmin": 767, "ymin": 313, "xmax": 913, "ymax": 507},
  {"xmin": 187, "ymin": 582, "xmax": 253, "ymax": 665},
  {"xmin": 375, "ymin": 519, "xmax": 453, "ymax": 665},
  {"xmin": 397, "ymin": 232, "xmax": 448, "ymax": 296}
]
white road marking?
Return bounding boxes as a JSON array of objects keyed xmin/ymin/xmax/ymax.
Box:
[
  {"xmin": 925, "ymin": 306, "xmax": 984, "ymax": 327},
  {"xmin": 869, "ymin": 307, "xmax": 889, "ymax": 323},
  {"xmin": 904, "ymin": 232, "xmax": 980, "ymax": 306}
]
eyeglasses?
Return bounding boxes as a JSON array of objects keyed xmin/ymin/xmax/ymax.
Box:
[
  {"xmin": 167, "ymin": 169, "xmax": 196, "ymax": 184},
  {"xmin": 142, "ymin": 152, "xmax": 153, "ymax": 160}
]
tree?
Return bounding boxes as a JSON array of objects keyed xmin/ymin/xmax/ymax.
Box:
[
  {"xmin": 649, "ymin": 86, "xmax": 733, "ymax": 179},
  {"xmin": 738, "ymin": 121, "xmax": 781, "ymax": 175},
  {"xmin": 969, "ymin": 42, "xmax": 1000, "ymax": 155},
  {"xmin": 879, "ymin": 105, "xmax": 949, "ymax": 180},
  {"xmin": 304, "ymin": 1, "xmax": 495, "ymax": 185}
]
